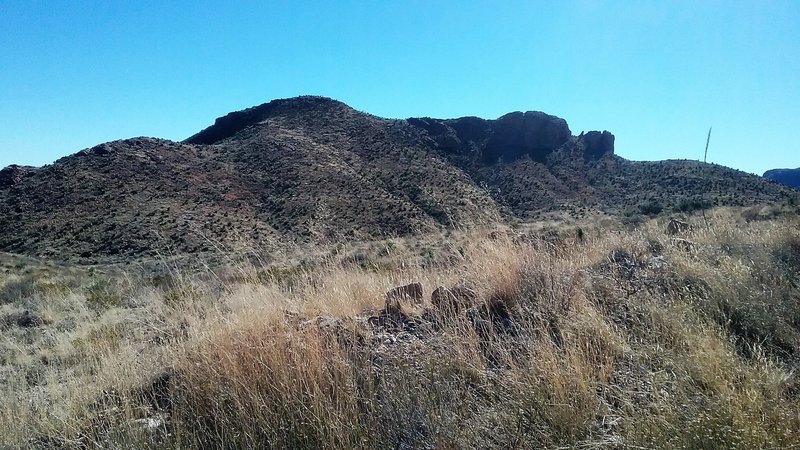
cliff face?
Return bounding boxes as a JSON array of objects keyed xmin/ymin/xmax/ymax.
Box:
[
  {"xmin": 408, "ymin": 110, "xmax": 611, "ymax": 164},
  {"xmin": 0, "ymin": 96, "xmax": 792, "ymax": 262}
]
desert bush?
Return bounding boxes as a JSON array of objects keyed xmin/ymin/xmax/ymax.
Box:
[
  {"xmin": 0, "ymin": 274, "xmax": 37, "ymax": 303},
  {"xmin": 639, "ymin": 200, "xmax": 664, "ymax": 215},
  {"xmin": 674, "ymin": 196, "xmax": 712, "ymax": 213},
  {"xmin": 774, "ymin": 231, "xmax": 800, "ymax": 278},
  {"xmin": 85, "ymin": 277, "xmax": 125, "ymax": 310}
]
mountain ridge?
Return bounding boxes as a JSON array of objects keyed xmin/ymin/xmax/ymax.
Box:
[
  {"xmin": 764, "ymin": 168, "xmax": 800, "ymax": 188},
  {"xmin": 1, "ymin": 96, "xmax": 794, "ymax": 262}
]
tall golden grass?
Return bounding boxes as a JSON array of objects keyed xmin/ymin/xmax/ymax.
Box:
[{"xmin": 1, "ymin": 207, "xmax": 799, "ymax": 448}]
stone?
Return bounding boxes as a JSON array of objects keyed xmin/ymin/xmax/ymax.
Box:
[
  {"xmin": 385, "ymin": 282, "xmax": 424, "ymax": 314},
  {"xmin": 609, "ymin": 249, "xmax": 638, "ymax": 280},
  {"xmin": 466, "ymin": 295, "xmax": 517, "ymax": 337},
  {"xmin": 431, "ymin": 284, "xmax": 478, "ymax": 313},
  {"xmin": 671, "ymin": 237, "xmax": 695, "ymax": 252},
  {"xmin": 666, "ymin": 219, "xmax": 692, "ymax": 235}
]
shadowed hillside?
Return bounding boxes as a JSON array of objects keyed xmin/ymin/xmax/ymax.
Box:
[
  {"xmin": 0, "ymin": 96, "xmax": 795, "ymax": 262},
  {"xmin": 764, "ymin": 167, "xmax": 800, "ymax": 188}
]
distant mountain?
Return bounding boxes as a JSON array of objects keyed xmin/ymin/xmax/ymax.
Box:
[
  {"xmin": 0, "ymin": 96, "xmax": 794, "ymax": 262},
  {"xmin": 764, "ymin": 168, "xmax": 800, "ymax": 188}
]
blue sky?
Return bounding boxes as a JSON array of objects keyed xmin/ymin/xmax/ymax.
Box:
[{"xmin": 1, "ymin": 1, "xmax": 797, "ymax": 174}]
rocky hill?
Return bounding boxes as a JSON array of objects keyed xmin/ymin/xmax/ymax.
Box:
[
  {"xmin": 0, "ymin": 96, "xmax": 794, "ymax": 262},
  {"xmin": 764, "ymin": 168, "xmax": 800, "ymax": 188}
]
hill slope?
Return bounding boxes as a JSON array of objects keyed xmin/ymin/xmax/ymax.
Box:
[
  {"xmin": 0, "ymin": 96, "xmax": 794, "ymax": 261},
  {"xmin": 764, "ymin": 168, "xmax": 800, "ymax": 188}
]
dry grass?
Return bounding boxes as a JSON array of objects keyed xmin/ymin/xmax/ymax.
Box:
[{"xmin": 1, "ymin": 207, "xmax": 799, "ymax": 448}]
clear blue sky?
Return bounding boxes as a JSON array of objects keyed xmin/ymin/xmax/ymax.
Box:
[{"xmin": 1, "ymin": 1, "xmax": 797, "ymax": 174}]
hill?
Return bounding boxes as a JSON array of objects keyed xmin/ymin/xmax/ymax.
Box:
[
  {"xmin": 0, "ymin": 96, "xmax": 795, "ymax": 262},
  {"xmin": 764, "ymin": 167, "xmax": 800, "ymax": 188}
]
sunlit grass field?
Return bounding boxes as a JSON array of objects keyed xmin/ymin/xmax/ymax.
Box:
[{"xmin": 1, "ymin": 207, "xmax": 799, "ymax": 448}]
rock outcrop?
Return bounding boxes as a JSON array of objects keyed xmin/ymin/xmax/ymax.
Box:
[
  {"xmin": 580, "ymin": 130, "xmax": 615, "ymax": 159},
  {"xmin": 483, "ymin": 111, "xmax": 572, "ymax": 163},
  {"xmin": 408, "ymin": 110, "xmax": 573, "ymax": 164}
]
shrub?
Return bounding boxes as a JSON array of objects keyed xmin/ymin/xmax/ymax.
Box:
[
  {"xmin": 85, "ymin": 277, "xmax": 123, "ymax": 310},
  {"xmin": 673, "ymin": 197, "xmax": 711, "ymax": 213},
  {"xmin": 639, "ymin": 201, "xmax": 664, "ymax": 215},
  {"xmin": 0, "ymin": 275, "xmax": 37, "ymax": 303}
]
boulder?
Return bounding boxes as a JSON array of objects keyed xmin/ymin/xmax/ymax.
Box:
[
  {"xmin": 385, "ymin": 282, "xmax": 424, "ymax": 314},
  {"xmin": 671, "ymin": 237, "xmax": 695, "ymax": 252},
  {"xmin": 431, "ymin": 284, "xmax": 478, "ymax": 313},
  {"xmin": 76, "ymin": 143, "xmax": 112, "ymax": 157},
  {"xmin": 666, "ymin": 219, "xmax": 693, "ymax": 235},
  {"xmin": 609, "ymin": 249, "xmax": 638, "ymax": 280},
  {"xmin": 466, "ymin": 295, "xmax": 517, "ymax": 337}
]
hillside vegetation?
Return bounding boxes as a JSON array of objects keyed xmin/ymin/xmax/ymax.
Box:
[
  {"xmin": 1, "ymin": 96, "xmax": 795, "ymax": 263},
  {"xmin": 2, "ymin": 207, "xmax": 799, "ymax": 448}
]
